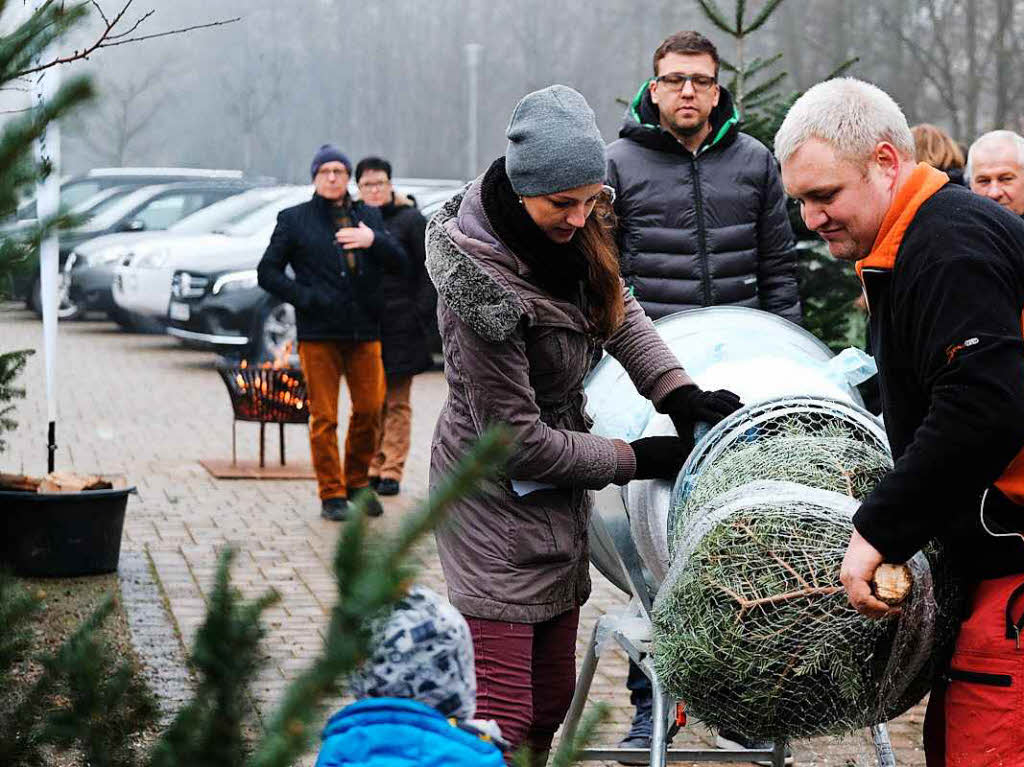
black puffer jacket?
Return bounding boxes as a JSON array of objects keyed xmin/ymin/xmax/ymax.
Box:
[
  {"xmin": 606, "ymin": 85, "xmax": 801, "ymax": 323},
  {"xmin": 257, "ymin": 194, "xmax": 405, "ymax": 341},
  {"xmin": 378, "ymin": 194, "xmax": 434, "ymax": 376}
]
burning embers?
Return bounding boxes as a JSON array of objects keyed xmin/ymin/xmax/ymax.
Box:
[
  {"xmin": 216, "ymin": 343, "xmax": 310, "ymax": 468},
  {"xmin": 217, "ymin": 343, "xmax": 310, "ymax": 424}
]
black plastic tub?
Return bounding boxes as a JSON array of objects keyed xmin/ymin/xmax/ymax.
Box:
[{"xmin": 0, "ymin": 486, "xmax": 135, "ymax": 577}]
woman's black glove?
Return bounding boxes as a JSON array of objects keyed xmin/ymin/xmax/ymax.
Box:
[
  {"xmin": 661, "ymin": 384, "xmax": 743, "ymax": 437},
  {"xmin": 629, "ymin": 436, "xmax": 692, "ymax": 481}
]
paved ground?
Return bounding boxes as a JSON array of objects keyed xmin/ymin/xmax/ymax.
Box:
[{"xmin": 1, "ymin": 306, "xmax": 928, "ymax": 766}]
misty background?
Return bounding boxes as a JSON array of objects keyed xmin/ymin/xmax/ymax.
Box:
[{"xmin": 17, "ymin": 0, "xmax": 1024, "ymax": 183}]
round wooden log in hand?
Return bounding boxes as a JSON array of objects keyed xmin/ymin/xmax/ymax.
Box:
[{"xmin": 872, "ymin": 563, "xmax": 913, "ymax": 605}]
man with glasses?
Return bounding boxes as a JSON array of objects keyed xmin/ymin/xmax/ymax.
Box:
[
  {"xmin": 607, "ymin": 30, "xmax": 800, "ymax": 325},
  {"xmin": 606, "ymin": 31, "xmax": 797, "ymax": 764},
  {"xmin": 257, "ymin": 144, "xmax": 405, "ymax": 522},
  {"xmin": 355, "ymin": 156, "xmax": 434, "ymax": 498}
]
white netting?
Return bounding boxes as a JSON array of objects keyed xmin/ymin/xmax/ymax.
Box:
[{"xmin": 651, "ymin": 398, "xmax": 962, "ymax": 741}]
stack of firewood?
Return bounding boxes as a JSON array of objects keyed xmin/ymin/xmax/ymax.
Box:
[{"xmin": 0, "ymin": 472, "xmax": 115, "ymax": 493}]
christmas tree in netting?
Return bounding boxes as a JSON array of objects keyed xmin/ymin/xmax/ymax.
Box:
[{"xmin": 652, "ymin": 398, "xmax": 962, "ymax": 740}]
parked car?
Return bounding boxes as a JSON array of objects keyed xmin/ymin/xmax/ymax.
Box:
[
  {"xmin": 166, "ymin": 182, "xmax": 462, "ymax": 359},
  {"xmin": 52, "ymin": 179, "xmax": 261, "ymax": 317},
  {"xmin": 110, "ymin": 185, "xmax": 309, "ymax": 328},
  {"xmin": 10, "ymin": 167, "xmax": 245, "ymax": 222}
]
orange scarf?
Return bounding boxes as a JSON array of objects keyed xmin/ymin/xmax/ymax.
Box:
[{"xmin": 856, "ymin": 163, "xmax": 949, "ymax": 277}]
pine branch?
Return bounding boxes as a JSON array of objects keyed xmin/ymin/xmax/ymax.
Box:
[
  {"xmin": 149, "ymin": 547, "xmax": 279, "ymax": 767},
  {"xmin": 743, "ymin": 52, "xmax": 785, "ymax": 79},
  {"xmin": 0, "ymin": 1, "xmax": 88, "ymax": 85},
  {"xmin": 735, "ymin": 0, "xmax": 747, "ymax": 36},
  {"xmin": 696, "ymin": 0, "xmax": 736, "ymax": 36},
  {"xmin": 39, "ymin": 595, "xmax": 158, "ymax": 767},
  {"xmin": 747, "ymin": 0, "xmax": 787, "ymax": 34},
  {"xmin": 742, "ymin": 71, "xmax": 788, "ymax": 104}
]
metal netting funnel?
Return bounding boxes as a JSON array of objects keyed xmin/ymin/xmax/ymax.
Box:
[{"xmin": 669, "ymin": 396, "xmax": 891, "ymax": 559}]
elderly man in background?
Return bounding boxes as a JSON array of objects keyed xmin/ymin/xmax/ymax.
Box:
[
  {"xmin": 257, "ymin": 144, "xmax": 406, "ymax": 522},
  {"xmin": 967, "ymin": 129, "xmax": 1024, "ymax": 215},
  {"xmin": 777, "ymin": 78, "xmax": 1024, "ymax": 766}
]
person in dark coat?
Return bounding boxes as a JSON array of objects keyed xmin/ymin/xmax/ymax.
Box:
[
  {"xmin": 355, "ymin": 157, "xmax": 434, "ymax": 497},
  {"xmin": 608, "ymin": 31, "xmax": 799, "ymax": 760},
  {"xmin": 778, "ymin": 77, "xmax": 1024, "ymax": 767},
  {"xmin": 257, "ymin": 144, "xmax": 405, "ymax": 522},
  {"xmin": 606, "ymin": 31, "xmax": 801, "ymax": 326}
]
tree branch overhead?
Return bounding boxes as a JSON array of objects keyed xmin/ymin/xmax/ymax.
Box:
[{"xmin": 14, "ymin": 1, "xmax": 239, "ymax": 78}]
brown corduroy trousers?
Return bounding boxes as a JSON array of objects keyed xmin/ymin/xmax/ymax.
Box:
[
  {"xmin": 369, "ymin": 374, "xmax": 413, "ymax": 482},
  {"xmin": 298, "ymin": 340, "xmax": 386, "ymax": 500}
]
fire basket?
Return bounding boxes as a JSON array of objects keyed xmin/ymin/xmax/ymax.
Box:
[{"xmin": 216, "ymin": 348, "xmax": 309, "ymax": 468}]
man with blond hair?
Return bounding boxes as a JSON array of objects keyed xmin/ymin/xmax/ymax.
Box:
[
  {"xmin": 776, "ymin": 78, "xmax": 1024, "ymax": 764},
  {"xmin": 966, "ymin": 129, "xmax": 1024, "ymax": 215}
]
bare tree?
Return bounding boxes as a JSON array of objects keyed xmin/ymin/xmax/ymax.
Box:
[{"xmin": 65, "ymin": 60, "xmax": 170, "ymax": 165}]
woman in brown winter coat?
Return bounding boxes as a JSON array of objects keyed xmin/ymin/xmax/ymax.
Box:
[{"xmin": 425, "ymin": 85, "xmax": 741, "ymax": 763}]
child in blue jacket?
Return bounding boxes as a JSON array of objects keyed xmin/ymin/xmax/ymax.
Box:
[{"xmin": 316, "ymin": 586, "xmax": 506, "ymax": 766}]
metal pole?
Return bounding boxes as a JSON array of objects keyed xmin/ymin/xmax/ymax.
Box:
[
  {"xmin": 465, "ymin": 43, "xmax": 482, "ymax": 182},
  {"xmin": 32, "ymin": 0, "xmax": 60, "ymax": 475},
  {"xmin": 279, "ymin": 422, "xmax": 285, "ymax": 466},
  {"xmin": 561, "ymin": 621, "xmax": 601, "ymax": 747}
]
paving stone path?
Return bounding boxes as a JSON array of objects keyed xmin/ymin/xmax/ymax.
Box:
[{"xmin": 1, "ymin": 306, "xmax": 928, "ymax": 765}]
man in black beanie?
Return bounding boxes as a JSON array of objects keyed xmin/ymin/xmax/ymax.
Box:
[{"xmin": 258, "ymin": 144, "xmax": 406, "ymax": 521}]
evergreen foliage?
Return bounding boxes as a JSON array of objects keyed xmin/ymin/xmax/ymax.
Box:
[
  {"xmin": 0, "ymin": 347, "xmax": 33, "ymax": 453},
  {"xmin": 693, "ymin": 0, "xmax": 863, "ymax": 351},
  {"xmin": 0, "ymin": 576, "xmax": 157, "ymax": 767},
  {"xmin": 1, "ymin": 427, "xmax": 604, "ymax": 767}
]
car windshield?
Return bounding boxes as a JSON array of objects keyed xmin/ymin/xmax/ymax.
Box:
[
  {"xmin": 16, "ymin": 179, "xmax": 131, "ymax": 221},
  {"xmin": 75, "ymin": 185, "xmax": 168, "ymax": 232},
  {"xmin": 169, "ymin": 187, "xmax": 292, "ymax": 234},
  {"xmin": 221, "ymin": 188, "xmax": 312, "ymax": 237},
  {"xmin": 69, "ymin": 186, "xmax": 135, "ymax": 216}
]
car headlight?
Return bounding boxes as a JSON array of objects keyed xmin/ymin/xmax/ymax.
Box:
[{"xmin": 212, "ymin": 269, "xmax": 259, "ymax": 295}]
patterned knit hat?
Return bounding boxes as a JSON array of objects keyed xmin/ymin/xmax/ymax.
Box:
[{"xmin": 348, "ymin": 586, "xmax": 476, "ymax": 721}]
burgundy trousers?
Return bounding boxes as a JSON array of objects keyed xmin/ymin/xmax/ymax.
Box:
[{"xmin": 466, "ymin": 608, "xmax": 580, "ymax": 764}]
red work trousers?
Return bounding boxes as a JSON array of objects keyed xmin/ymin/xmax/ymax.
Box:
[
  {"xmin": 466, "ymin": 608, "xmax": 580, "ymax": 765},
  {"xmin": 924, "ymin": 573, "xmax": 1024, "ymax": 766}
]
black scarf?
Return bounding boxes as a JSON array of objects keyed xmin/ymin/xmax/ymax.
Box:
[{"xmin": 480, "ymin": 157, "xmax": 589, "ymax": 303}]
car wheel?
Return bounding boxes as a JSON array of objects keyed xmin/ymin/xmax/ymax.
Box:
[
  {"xmin": 57, "ymin": 276, "xmax": 82, "ymax": 320},
  {"xmin": 29, "ymin": 274, "xmax": 83, "ymax": 319},
  {"xmin": 254, "ymin": 301, "xmax": 296, "ymax": 361}
]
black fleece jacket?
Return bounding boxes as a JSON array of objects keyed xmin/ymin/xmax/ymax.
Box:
[
  {"xmin": 855, "ymin": 183, "xmax": 1024, "ymax": 580},
  {"xmin": 257, "ymin": 194, "xmax": 405, "ymax": 341}
]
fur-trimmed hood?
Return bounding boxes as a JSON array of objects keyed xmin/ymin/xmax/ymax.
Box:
[{"xmin": 425, "ymin": 182, "xmax": 527, "ymax": 343}]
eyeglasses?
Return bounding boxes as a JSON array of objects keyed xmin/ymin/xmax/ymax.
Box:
[
  {"xmin": 357, "ymin": 181, "xmax": 390, "ymax": 191},
  {"xmin": 655, "ymin": 73, "xmax": 717, "ymax": 93}
]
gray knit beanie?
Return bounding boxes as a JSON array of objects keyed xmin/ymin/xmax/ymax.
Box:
[{"xmin": 505, "ymin": 85, "xmax": 606, "ymax": 196}]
